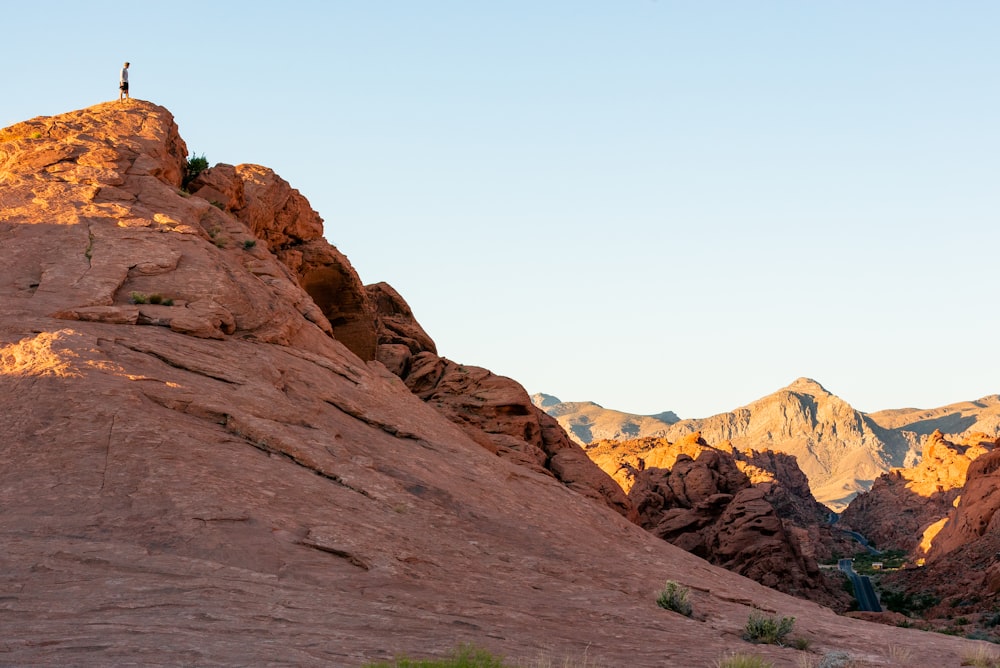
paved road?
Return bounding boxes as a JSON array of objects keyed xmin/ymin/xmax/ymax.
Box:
[
  {"xmin": 838, "ymin": 529, "xmax": 881, "ymax": 555},
  {"xmin": 838, "ymin": 559, "xmax": 882, "ymax": 612}
]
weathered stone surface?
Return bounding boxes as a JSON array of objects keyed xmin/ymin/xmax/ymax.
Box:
[
  {"xmin": 0, "ymin": 101, "xmax": 986, "ymax": 667},
  {"xmin": 188, "ymin": 162, "xmax": 378, "ymax": 360},
  {"xmin": 368, "ymin": 280, "xmax": 437, "ymax": 376},
  {"xmin": 401, "ymin": 352, "xmax": 635, "ymax": 519}
]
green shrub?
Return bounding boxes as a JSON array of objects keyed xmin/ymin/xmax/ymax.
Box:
[
  {"xmin": 129, "ymin": 291, "xmax": 148, "ymax": 304},
  {"xmin": 880, "ymin": 586, "xmax": 939, "ymax": 616},
  {"xmin": 742, "ymin": 611, "xmax": 795, "ymax": 645},
  {"xmin": 715, "ymin": 654, "xmax": 773, "ymax": 668},
  {"xmin": 183, "ymin": 153, "xmax": 209, "ymax": 188},
  {"xmin": 362, "ymin": 644, "xmax": 507, "ymax": 667},
  {"xmin": 656, "ymin": 580, "xmax": 693, "ymax": 617},
  {"xmin": 243, "ymin": 239, "xmax": 257, "ymax": 249}
]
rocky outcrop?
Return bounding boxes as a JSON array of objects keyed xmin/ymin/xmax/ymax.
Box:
[
  {"xmin": 926, "ymin": 443, "xmax": 1000, "ymax": 561},
  {"xmin": 1, "ymin": 100, "xmax": 988, "ymax": 666},
  {"xmin": 870, "ymin": 445, "xmax": 1000, "ymax": 634},
  {"xmin": 841, "ymin": 431, "xmax": 996, "ymax": 554},
  {"xmin": 366, "ymin": 281, "xmax": 437, "ymax": 377},
  {"xmin": 187, "ymin": 162, "xmax": 378, "ymax": 360},
  {"xmin": 367, "ymin": 289, "xmax": 633, "ymax": 519},
  {"xmin": 586, "ymin": 433, "xmax": 848, "ymax": 606}
]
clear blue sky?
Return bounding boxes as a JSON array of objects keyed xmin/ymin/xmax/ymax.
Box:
[{"xmin": 4, "ymin": 1, "xmax": 998, "ymax": 418}]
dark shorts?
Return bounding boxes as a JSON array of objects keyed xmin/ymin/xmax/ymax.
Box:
[{"xmin": 120, "ymin": 82, "xmax": 129, "ymax": 92}]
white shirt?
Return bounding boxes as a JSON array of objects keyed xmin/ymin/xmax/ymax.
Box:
[{"xmin": 120, "ymin": 67, "xmax": 129, "ymax": 84}]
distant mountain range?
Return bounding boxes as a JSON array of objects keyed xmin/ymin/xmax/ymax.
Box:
[{"xmin": 532, "ymin": 379, "xmax": 1000, "ymax": 510}]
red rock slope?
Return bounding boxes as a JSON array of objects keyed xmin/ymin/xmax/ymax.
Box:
[{"xmin": 0, "ymin": 101, "xmax": 984, "ymax": 666}]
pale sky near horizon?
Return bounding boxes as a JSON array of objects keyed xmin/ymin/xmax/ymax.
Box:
[{"xmin": 3, "ymin": 2, "xmax": 998, "ymax": 419}]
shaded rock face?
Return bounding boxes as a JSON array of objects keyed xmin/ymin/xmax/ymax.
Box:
[
  {"xmin": 0, "ymin": 101, "xmax": 990, "ymax": 667},
  {"xmin": 366, "ymin": 281, "xmax": 436, "ymax": 377},
  {"xmin": 587, "ymin": 433, "xmax": 848, "ymax": 607},
  {"xmin": 841, "ymin": 430, "xmax": 996, "ymax": 554},
  {"xmin": 188, "ymin": 162, "xmax": 378, "ymax": 360}
]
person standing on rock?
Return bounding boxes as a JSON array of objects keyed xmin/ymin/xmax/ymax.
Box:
[{"xmin": 119, "ymin": 62, "xmax": 130, "ymax": 102}]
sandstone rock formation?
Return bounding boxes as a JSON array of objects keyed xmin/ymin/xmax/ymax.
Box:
[
  {"xmin": 874, "ymin": 442, "xmax": 1000, "ymax": 633},
  {"xmin": 368, "ymin": 289, "xmax": 633, "ymax": 519},
  {"xmin": 186, "ymin": 162, "xmax": 379, "ymax": 360},
  {"xmin": 0, "ymin": 100, "xmax": 988, "ymax": 666},
  {"xmin": 540, "ymin": 379, "xmax": 1000, "ymax": 511},
  {"xmin": 585, "ymin": 433, "xmax": 850, "ymax": 607},
  {"xmin": 841, "ymin": 431, "xmax": 996, "ymax": 554}
]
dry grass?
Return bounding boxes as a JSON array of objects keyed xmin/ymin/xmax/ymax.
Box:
[
  {"xmin": 885, "ymin": 643, "xmax": 913, "ymax": 665},
  {"xmin": 961, "ymin": 645, "xmax": 1000, "ymax": 668},
  {"xmin": 715, "ymin": 653, "xmax": 774, "ymax": 668}
]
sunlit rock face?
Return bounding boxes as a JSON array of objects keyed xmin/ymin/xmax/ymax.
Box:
[{"xmin": 841, "ymin": 430, "xmax": 996, "ymax": 555}]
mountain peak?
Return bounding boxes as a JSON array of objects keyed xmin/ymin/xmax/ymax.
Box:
[
  {"xmin": 530, "ymin": 392, "xmax": 562, "ymax": 408},
  {"xmin": 785, "ymin": 377, "xmax": 830, "ymax": 395}
]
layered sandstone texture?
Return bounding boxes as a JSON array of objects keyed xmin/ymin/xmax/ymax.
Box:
[
  {"xmin": 0, "ymin": 101, "xmax": 985, "ymax": 666},
  {"xmin": 585, "ymin": 433, "xmax": 851, "ymax": 608}
]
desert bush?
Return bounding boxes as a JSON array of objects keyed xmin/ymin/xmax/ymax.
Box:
[
  {"xmin": 243, "ymin": 239, "xmax": 257, "ymax": 249},
  {"xmin": 129, "ymin": 291, "xmax": 148, "ymax": 304},
  {"xmin": 183, "ymin": 153, "xmax": 209, "ymax": 188},
  {"xmin": 656, "ymin": 580, "xmax": 693, "ymax": 617},
  {"xmin": 742, "ymin": 611, "xmax": 795, "ymax": 645}
]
